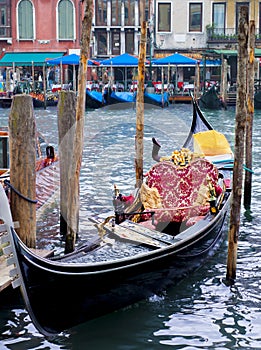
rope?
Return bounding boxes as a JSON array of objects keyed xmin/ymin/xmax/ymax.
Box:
[
  {"xmin": 4, "ymin": 180, "xmax": 38, "ymax": 204},
  {"xmin": 215, "ymin": 162, "xmax": 254, "ymax": 174},
  {"xmin": 243, "ymin": 165, "xmax": 254, "ymax": 174}
]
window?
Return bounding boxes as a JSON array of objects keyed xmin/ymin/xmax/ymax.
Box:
[
  {"xmin": 0, "ymin": 0, "xmax": 10, "ymax": 37},
  {"xmin": 111, "ymin": 0, "xmax": 121, "ymax": 26},
  {"xmin": 111, "ymin": 29, "xmax": 120, "ymax": 55},
  {"xmin": 236, "ymin": 2, "xmax": 249, "ymax": 33},
  {"xmin": 58, "ymin": 0, "xmax": 75, "ymax": 40},
  {"xmin": 96, "ymin": 0, "xmax": 107, "ymax": 26},
  {"xmin": 139, "ymin": 0, "xmax": 149, "ymax": 22},
  {"xmin": 18, "ymin": 0, "xmax": 34, "ymax": 40},
  {"xmin": 125, "ymin": 29, "xmax": 134, "ymax": 54},
  {"xmin": 213, "ymin": 3, "xmax": 226, "ymax": 35},
  {"xmin": 97, "ymin": 30, "xmax": 107, "ymax": 55},
  {"xmin": 0, "ymin": 7, "xmax": 6, "ymax": 36},
  {"xmin": 125, "ymin": 0, "xmax": 135, "ymax": 26},
  {"xmin": 189, "ymin": 3, "xmax": 202, "ymax": 32},
  {"xmin": 158, "ymin": 3, "xmax": 171, "ymax": 32}
]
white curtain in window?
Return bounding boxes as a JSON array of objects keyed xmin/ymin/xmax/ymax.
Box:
[{"xmin": 213, "ymin": 3, "xmax": 225, "ymax": 35}]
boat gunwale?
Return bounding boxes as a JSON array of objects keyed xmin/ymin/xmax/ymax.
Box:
[{"xmin": 11, "ymin": 194, "xmax": 229, "ymax": 275}]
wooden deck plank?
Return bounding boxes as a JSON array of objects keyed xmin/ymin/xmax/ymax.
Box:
[
  {"xmin": 103, "ymin": 222, "xmax": 163, "ymax": 248},
  {"xmin": 0, "ymin": 257, "xmax": 12, "ymax": 292},
  {"xmin": 169, "ymin": 95, "xmax": 192, "ymax": 103},
  {"xmin": 0, "ymin": 249, "xmax": 54, "ymax": 293}
]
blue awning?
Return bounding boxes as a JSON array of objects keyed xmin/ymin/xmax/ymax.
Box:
[
  {"xmin": 46, "ymin": 53, "xmax": 100, "ymax": 66},
  {"xmin": 200, "ymin": 59, "xmax": 221, "ymax": 66},
  {"xmin": 100, "ymin": 53, "xmax": 140, "ymax": 66},
  {"xmin": 0, "ymin": 52, "xmax": 65, "ymax": 66},
  {"xmin": 153, "ymin": 53, "xmax": 197, "ymax": 66}
]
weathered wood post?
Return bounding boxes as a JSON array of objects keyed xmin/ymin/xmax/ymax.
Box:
[
  {"xmin": 226, "ymin": 6, "xmax": 248, "ymax": 283},
  {"xmin": 43, "ymin": 63, "xmax": 47, "ymax": 110},
  {"xmin": 244, "ymin": 19, "xmax": 255, "ymax": 209},
  {"xmin": 32, "ymin": 62, "xmax": 35, "ymax": 87},
  {"xmin": 194, "ymin": 61, "xmax": 200, "ymax": 100},
  {"xmin": 9, "ymin": 94, "xmax": 36, "ymax": 247},
  {"xmin": 135, "ymin": 2, "xmax": 146, "ymax": 189},
  {"xmin": 220, "ymin": 55, "xmax": 228, "ymax": 108},
  {"xmin": 57, "ymin": 90, "xmax": 77, "ymax": 237},
  {"xmin": 161, "ymin": 66, "xmax": 164, "ymax": 107},
  {"xmin": 5, "ymin": 68, "xmax": 11, "ymax": 92},
  {"xmin": 60, "ymin": 61, "xmax": 63, "ymax": 87},
  {"xmin": 65, "ymin": 0, "xmax": 93, "ymax": 253}
]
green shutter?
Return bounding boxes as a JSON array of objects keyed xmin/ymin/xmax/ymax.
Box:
[
  {"xmin": 59, "ymin": 0, "xmax": 74, "ymax": 39},
  {"xmin": 18, "ymin": 0, "xmax": 33, "ymax": 40}
]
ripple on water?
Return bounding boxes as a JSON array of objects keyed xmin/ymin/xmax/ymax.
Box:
[{"xmin": 1, "ymin": 105, "xmax": 261, "ymax": 348}]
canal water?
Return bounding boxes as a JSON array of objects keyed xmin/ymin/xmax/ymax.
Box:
[{"xmin": 0, "ymin": 101, "xmax": 261, "ymax": 349}]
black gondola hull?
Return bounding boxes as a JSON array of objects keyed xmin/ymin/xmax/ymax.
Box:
[
  {"xmin": 85, "ymin": 90, "xmax": 105, "ymax": 109},
  {"xmin": 12, "ymin": 200, "xmax": 229, "ymax": 335},
  {"xmin": 1, "ymin": 98, "xmax": 232, "ymax": 336},
  {"xmin": 32, "ymin": 97, "xmax": 58, "ymax": 108},
  {"xmin": 198, "ymin": 87, "xmax": 224, "ymax": 110}
]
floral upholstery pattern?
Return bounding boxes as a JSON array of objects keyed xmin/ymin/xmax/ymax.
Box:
[{"xmin": 145, "ymin": 158, "xmax": 218, "ymax": 223}]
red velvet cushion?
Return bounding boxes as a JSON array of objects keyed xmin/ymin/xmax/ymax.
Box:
[{"xmin": 146, "ymin": 158, "xmax": 218, "ymax": 222}]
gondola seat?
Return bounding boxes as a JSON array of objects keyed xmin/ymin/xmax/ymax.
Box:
[{"xmin": 145, "ymin": 158, "xmax": 219, "ymax": 223}]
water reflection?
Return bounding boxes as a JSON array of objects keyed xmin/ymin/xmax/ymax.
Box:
[{"xmin": 0, "ymin": 103, "xmax": 261, "ymax": 348}]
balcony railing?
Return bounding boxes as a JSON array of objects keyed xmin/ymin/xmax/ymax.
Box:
[{"xmin": 207, "ymin": 27, "xmax": 261, "ymax": 44}]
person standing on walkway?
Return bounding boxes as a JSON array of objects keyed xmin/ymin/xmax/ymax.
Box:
[{"xmin": 48, "ymin": 67, "xmax": 55, "ymax": 89}]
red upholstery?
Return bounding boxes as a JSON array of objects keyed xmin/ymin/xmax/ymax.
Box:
[{"xmin": 145, "ymin": 158, "xmax": 218, "ymax": 223}]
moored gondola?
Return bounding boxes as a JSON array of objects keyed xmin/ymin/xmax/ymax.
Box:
[
  {"xmin": 0, "ymin": 127, "xmax": 59, "ymax": 209},
  {"xmin": 85, "ymin": 89, "xmax": 106, "ymax": 109},
  {"xmin": 0, "ymin": 98, "xmax": 233, "ymax": 336},
  {"xmin": 198, "ymin": 86, "xmax": 226, "ymax": 110}
]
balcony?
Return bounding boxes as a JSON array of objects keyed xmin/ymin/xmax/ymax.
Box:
[{"xmin": 207, "ymin": 27, "xmax": 261, "ymax": 45}]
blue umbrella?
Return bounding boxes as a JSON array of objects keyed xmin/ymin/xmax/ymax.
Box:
[
  {"xmin": 100, "ymin": 53, "xmax": 151, "ymax": 90},
  {"xmin": 153, "ymin": 53, "xmax": 197, "ymax": 93},
  {"xmin": 153, "ymin": 53, "xmax": 197, "ymax": 66},
  {"xmin": 100, "ymin": 53, "xmax": 140, "ymax": 66},
  {"xmin": 46, "ymin": 53, "xmax": 99, "ymax": 66},
  {"xmin": 46, "ymin": 54, "xmax": 99, "ymax": 91}
]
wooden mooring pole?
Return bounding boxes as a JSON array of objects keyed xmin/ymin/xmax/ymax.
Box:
[
  {"xmin": 220, "ymin": 55, "xmax": 228, "ymax": 108},
  {"xmin": 226, "ymin": 6, "xmax": 248, "ymax": 283},
  {"xmin": 9, "ymin": 94, "xmax": 36, "ymax": 248},
  {"xmin": 57, "ymin": 90, "xmax": 77, "ymax": 237},
  {"xmin": 64, "ymin": 0, "xmax": 93, "ymax": 253},
  {"xmin": 194, "ymin": 61, "xmax": 200, "ymax": 101},
  {"xmin": 135, "ymin": 1, "xmax": 146, "ymax": 189},
  {"xmin": 244, "ymin": 19, "xmax": 255, "ymax": 210}
]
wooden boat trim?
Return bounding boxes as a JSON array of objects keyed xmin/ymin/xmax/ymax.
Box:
[{"xmin": 5, "ymin": 196, "xmax": 229, "ymax": 272}]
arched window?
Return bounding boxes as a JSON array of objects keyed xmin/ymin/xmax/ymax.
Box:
[
  {"xmin": 58, "ymin": 0, "xmax": 75, "ymax": 40},
  {"xmin": 18, "ymin": 0, "xmax": 34, "ymax": 40}
]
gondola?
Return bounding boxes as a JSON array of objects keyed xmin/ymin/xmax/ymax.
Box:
[
  {"xmin": 85, "ymin": 89, "xmax": 106, "ymax": 109},
  {"xmin": 254, "ymin": 89, "xmax": 261, "ymax": 109},
  {"xmin": 0, "ymin": 127, "xmax": 59, "ymax": 209},
  {"xmin": 144, "ymin": 91, "xmax": 169, "ymax": 107},
  {"xmin": 0, "ymin": 99, "xmax": 233, "ymax": 336},
  {"xmin": 106, "ymin": 89, "xmax": 169, "ymax": 108},
  {"xmin": 30, "ymin": 92, "xmax": 59, "ymax": 108},
  {"xmin": 32, "ymin": 96, "xmax": 58, "ymax": 108},
  {"xmin": 198, "ymin": 86, "xmax": 226, "ymax": 110},
  {"xmin": 106, "ymin": 90, "xmax": 136, "ymax": 105}
]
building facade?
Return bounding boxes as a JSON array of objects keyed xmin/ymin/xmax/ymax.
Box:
[
  {"xmin": 0, "ymin": 0, "xmax": 260, "ymax": 85},
  {"xmin": 1, "ymin": 1, "xmax": 261, "ymax": 58},
  {"xmin": 0, "ymin": 0, "xmax": 82, "ymax": 57}
]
